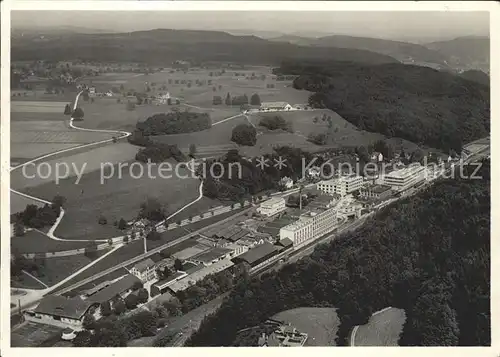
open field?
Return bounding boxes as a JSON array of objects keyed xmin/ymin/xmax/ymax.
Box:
[
  {"xmin": 239, "ymin": 132, "xmax": 322, "ymax": 157},
  {"xmin": 11, "ymin": 322, "xmax": 64, "ymax": 347},
  {"xmin": 36, "ymin": 251, "xmax": 110, "ymax": 287},
  {"xmin": 11, "ymin": 229, "xmax": 88, "ymax": 254},
  {"xmin": 11, "ymin": 271, "xmax": 47, "ymax": 290},
  {"xmin": 12, "ymin": 101, "xmax": 68, "ymax": 113},
  {"xmin": 249, "ymin": 109, "xmax": 385, "ymax": 148},
  {"xmin": 21, "ymin": 158, "xmax": 205, "ymax": 240},
  {"xmin": 272, "ymin": 307, "xmax": 340, "ymax": 346},
  {"xmin": 11, "ymin": 118, "xmax": 115, "ymax": 161},
  {"xmin": 11, "ymin": 89, "xmax": 76, "ymax": 102},
  {"xmin": 11, "ymin": 192, "xmax": 46, "ymax": 215},
  {"xmin": 353, "ymin": 307, "xmax": 406, "ymax": 346}
]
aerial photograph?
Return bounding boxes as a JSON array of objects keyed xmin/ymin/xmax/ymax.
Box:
[{"xmin": 8, "ymin": 8, "xmax": 490, "ymax": 348}]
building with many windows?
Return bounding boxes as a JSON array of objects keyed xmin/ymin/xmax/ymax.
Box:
[
  {"xmin": 257, "ymin": 197, "xmax": 286, "ymax": 217},
  {"xmin": 279, "ymin": 204, "xmax": 338, "ymax": 248},
  {"xmin": 128, "ymin": 258, "xmax": 157, "ymax": 282},
  {"xmin": 316, "ymin": 175, "xmax": 363, "ymax": 197},
  {"xmin": 383, "ymin": 163, "xmax": 426, "ymax": 192},
  {"xmin": 359, "ymin": 184, "xmax": 392, "ymax": 200}
]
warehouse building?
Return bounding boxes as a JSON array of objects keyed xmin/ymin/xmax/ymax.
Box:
[
  {"xmin": 316, "ymin": 175, "xmax": 363, "ymax": 197},
  {"xmin": 383, "ymin": 163, "xmax": 426, "ymax": 192},
  {"xmin": 231, "ymin": 243, "xmax": 281, "ymax": 270}
]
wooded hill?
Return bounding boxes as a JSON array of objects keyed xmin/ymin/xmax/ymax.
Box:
[
  {"xmin": 276, "ymin": 60, "xmax": 490, "ymax": 153},
  {"xmin": 187, "ymin": 160, "xmax": 490, "ymax": 346},
  {"xmin": 11, "ymin": 29, "xmax": 397, "ymax": 66}
]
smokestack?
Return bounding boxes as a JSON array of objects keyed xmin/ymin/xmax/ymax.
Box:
[{"xmin": 143, "ymin": 229, "xmax": 147, "ymax": 254}]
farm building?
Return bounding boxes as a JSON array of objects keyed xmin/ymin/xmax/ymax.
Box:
[
  {"xmin": 25, "ymin": 295, "xmax": 93, "ymax": 328},
  {"xmin": 128, "ymin": 258, "xmax": 157, "ymax": 282},
  {"xmin": 260, "ymin": 102, "xmax": 293, "ymax": 112}
]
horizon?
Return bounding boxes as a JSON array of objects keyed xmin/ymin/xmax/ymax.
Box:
[{"xmin": 12, "ymin": 10, "xmax": 489, "ymax": 42}]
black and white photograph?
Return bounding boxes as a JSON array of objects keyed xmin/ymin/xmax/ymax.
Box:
[{"xmin": 1, "ymin": 1, "xmax": 495, "ymax": 350}]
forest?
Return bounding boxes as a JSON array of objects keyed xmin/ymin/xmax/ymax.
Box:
[
  {"xmin": 187, "ymin": 159, "xmax": 490, "ymax": 346},
  {"xmin": 275, "ymin": 60, "xmax": 490, "ymax": 154}
]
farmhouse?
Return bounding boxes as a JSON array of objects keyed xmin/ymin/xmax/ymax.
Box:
[
  {"xmin": 128, "ymin": 258, "xmax": 157, "ymax": 282},
  {"xmin": 25, "ymin": 295, "xmax": 93, "ymax": 328},
  {"xmin": 260, "ymin": 102, "xmax": 293, "ymax": 112}
]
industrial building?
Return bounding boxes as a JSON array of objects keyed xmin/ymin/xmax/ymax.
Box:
[
  {"xmin": 150, "ymin": 271, "xmax": 188, "ymax": 297},
  {"xmin": 279, "ymin": 203, "xmax": 338, "ymax": 248},
  {"xmin": 383, "ymin": 163, "xmax": 426, "ymax": 192},
  {"xmin": 359, "ymin": 184, "xmax": 392, "ymax": 200},
  {"xmin": 257, "ymin": 197, "xmax": 286, "ymax": 217},
  {"xmin": 316, "ymin": 175, "xmax": 363, "ymax": 197},
  {"xmin": 232, "ymin": 243, "xmax": 281, "ymax": 270}
]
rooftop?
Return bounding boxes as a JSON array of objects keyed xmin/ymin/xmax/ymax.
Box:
[
  {"xmin": 277, "ymin": 238, "xmax": 294, "ymax": 249},
  {"xmin": 81, "ymin": 280, "xmax": 112, "ymax": 297},
  {"xmin": 232, "ymin": 243, "xmax": 279, "ymax": 266},
  {"xmin": 190, "ymin": 247, "xmax": 232, "ymax": 264},
  {"xmin": 260, "ymin": 197, "xmax": 285, "ymax": 207},
  {"xmin": 386, "ymin": 163, "xmax": 424, "ymax": 179},
  {"xmin": 34, "ymin": 295, "xmax": 91, "ymax": 320},
  {"xmin": 86, "ymin": 274, "xmax": 141, "ymax": 304},
  {"xmin": 153, "ymin": 271, "xmax": 188, "ymax": 289},
  {"xmin": 132, "ymin": 258, "xmax": 156, "ymax": 273},
  {"xmin": 260, "ymin": 101, "xmax": 289, "ymax": 109},
  {"xmin": 169, "ymin": 259, "xmax": 235, "ymax": 293}
]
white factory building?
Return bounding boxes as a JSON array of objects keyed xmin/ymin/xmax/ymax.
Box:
[
  {"xmin": 383, "ymin": 163, "xmax": 426, "ymax": 192},
  {"xmin": 257, "ymin": 197, "xmax": 286, "ymax": 217},
  {"xmin": 316, "ymin": 175, "xmax": 363, "ymax": 197},
  {"xmin": 279, "ymin": 204, "xmax": 338, "ymax": 248}
]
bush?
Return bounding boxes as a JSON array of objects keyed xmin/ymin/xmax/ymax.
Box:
[
  {"xmin": 137, "ymin": 288, "xmax": 149, "ymax": 304},
  {"xmin": 118, "ymin": 218, "xmax": 128, "ymax": 230},
  {"xmin": 125, "ymin": 293, "xmax": 139, "ymax": 309},
  {"xmin": 98, "ymin": 215, "xmax": 107, "ymax": 225}
]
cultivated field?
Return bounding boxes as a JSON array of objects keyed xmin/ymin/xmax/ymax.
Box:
[
  {"xmin": 353, "ymin": 307, "xmax": 406, "ymax": 346},
  {"xmin": 272, "ymin": 307, "xmax": 340, "ymax": 346},
  {"xmin": 11, "ymin": 322, "xmax": 64, "ymax": 347}
]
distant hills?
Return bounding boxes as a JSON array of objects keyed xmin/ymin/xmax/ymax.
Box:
[
  {"xmin": 459, "ymin": 69, "xmax": 490, "ymax": 86},
  {"xmin": 269, "ymin": 34, "xmax": 449, "ymax": 65},
  {"xmin": 425, "ymin": 36, "xmax": 490, "ymax": 72},
  {"xmin": 278, "ymin": 60, "xmax": 490, "ymax": 153},
  {"xmin": 269, "ymin": 34, "xmax": 490, "ymax": 72},
  {"xmin": 11, "ymin": 28, "xmax": 398, "ymax": 66}
]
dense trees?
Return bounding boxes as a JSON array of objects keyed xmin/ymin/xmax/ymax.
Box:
[
  {"xmin": 138, "ymin": 197, "xmax": 166, "ymax": 222},
  {"xmin": 12, "ymin": 202, "xmax": 61, "ymax": 229},
  {"xmin": 231, "ymin": 124, "xmax": 257, "ymax": 146},
  {"xmin": 201, "ymin": 147, "xmax": 314, "ymax": 201},
  {"xmin": 187, "ymin": 160, "xmax": 490, "ymax": 346},
  {"xmin": 135, "ymin": 143, "xmax": 185, "ymax": 163},
  {"xmin": 279, "ymin": 60, "xmax": 489, "ymax": 153},
  {"xmin": 72, "ymin": 107, "xmax": 84, "ymax": 120},
  {"xmin": 259, "ymin": 115, "xmax": 293, "ymax": 132},
  {"xmin": 137, "ymin": 111, "xmax": 211, "ymax": 135}
]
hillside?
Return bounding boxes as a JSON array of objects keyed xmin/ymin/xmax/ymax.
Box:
[
  {"xmin": 187, "ymin": 160, "xmax": 490, "ymax": 346},
  {"xmin": 276, "ymin": 60, "xmax": 490, "ymax": 153},
  {"xmin": 11, "ymin": 28, "xmax": 397, "ymax": 66},
  {"xmin": 459, "ymin": 70, "xmax": 490, "ymax": 86},
  {"xmin": 269, "ymin": 34, "xmax": 448, "ymax": 67},
  {"xmin": 425, "ymin": 36, "xmax": 489, "ymax": 72}
]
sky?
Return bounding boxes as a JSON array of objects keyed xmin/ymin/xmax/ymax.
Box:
[{"xmin": 11, "ymin": 10, "xmax": 489, "ymax": 41}]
